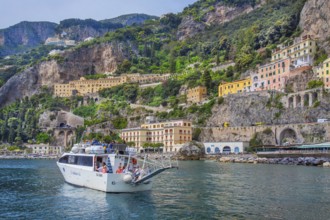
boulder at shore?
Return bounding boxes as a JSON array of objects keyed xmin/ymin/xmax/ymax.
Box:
[{"xmin": 176, "ymin": 141, "xmax": 205, "ymax": 160}]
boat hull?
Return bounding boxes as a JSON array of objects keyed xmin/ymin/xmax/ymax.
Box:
[{"xmin": 57, "ymin": 162, "xmax": 152, "ymax": 193}]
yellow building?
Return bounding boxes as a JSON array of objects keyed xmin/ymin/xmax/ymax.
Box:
[
  {"xmin": 187, "ymin": 86, "xmax": 207, "ymax": 104},
  {"xmin": 218, "ymin": 78, "xmax": 251, "ymax": 97},
  {"xmin": 121, "ymin": 73, "xmax": 170, "ymax": 83},
  {"xmin": 54, "ymin": 76, "xmax": 128, "ymax": 97},
  {"xmin": 120, "ymin": 119, "xmax": 192, "ymax": 153},
  {"xmin": 54, "ymin": 73, "xmax": 172, "ymax": 97},
  {"xmin": 271, "ymin": 35, "xmax": 316, "ymax": 67},
  {"xmin": 314, "ymin": 58, "xmax": 330, "ymax": 89}
]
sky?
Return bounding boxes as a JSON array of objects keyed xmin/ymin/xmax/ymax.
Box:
[{"xmin": 0, "ymin": 0, "xmax": 198, "ymax": 29}]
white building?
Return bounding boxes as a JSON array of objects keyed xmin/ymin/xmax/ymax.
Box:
[
  {"xmin": 26, "ymin": 144, "xmax": 63, "ymax": 155},
  {"xmin": 204, "ymin": 142, "xmax": 249, "ymax": 154}
]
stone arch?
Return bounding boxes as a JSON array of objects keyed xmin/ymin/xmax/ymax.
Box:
[
  {"xmin": 206, "ymin": 147, "xmax": 211, "ymax": 154},
  {"xmin": 66, "ymin": 130, "xmax": 74, "ymax": 147},
  {"xmin": 234, "ymin": 147, "xmax": 240, "ymax": 154},
  {"xmin": 57, "ymin": 131, "xmax": 65, "ymax": 146},
  {"xmin": 279, "ymin": 128, "xmax": 298, "ymax": 145},
  {"xmin": 59, "ymin": 122, "xmax": 67, "ymax": 127},
  {"xmin": 288, "ymin": 96, "xmax": 294, "ymax": 108},
  {"xmin": 296, "ymin": 95, "xmax": 301, "ymax": 108},
  {"xmin": 303, "ymin": 94, "xmax": 309, "ymax": 107},
  {"xmin": 215, "ymin": 147, "xmax": 220, "ymax": 154},
  {"xmin": 312, "ymin": 92, "xmax": 318, "ymax": 104},
  {"xmin": 223, "ymin": 146, "xmax": 231, "ymax": 154}
]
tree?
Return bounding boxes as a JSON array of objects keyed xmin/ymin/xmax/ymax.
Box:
[
  {"xmin": 36, "ymin": 132, "xmax": 50, "ymax": 144},
  {"xmin": 202, "ymin": 69, "xmax": 212, "ymax": 91}
]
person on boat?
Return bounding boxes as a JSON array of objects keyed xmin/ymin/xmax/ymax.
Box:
[
  {"xmin": 102, "ymin": 162, "xmax": 108, "ymax": 173},
  {"xmin": 97, "ymin": 164, "xmax": 103, "ymax": 172},
  {"xmin": 127, "ymin": 162, "xmax": 133, "ymax": 172},
  {"xmin": 133, "ymin": 166, "xmax": 141, "ymax": 181},
  {"xmin": 116, "ymin": 165, "xmax": 123, "ymax": 174}
]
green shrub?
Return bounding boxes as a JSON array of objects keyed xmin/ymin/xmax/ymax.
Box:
[
  {"xmin": 307, "ymin": 80, "xmax": 324, "ymax": 89},
  {"xmin": 262, "ymin": 128, "xmax": 273, "ymax": 135}
]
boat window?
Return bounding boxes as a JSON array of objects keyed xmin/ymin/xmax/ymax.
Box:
[
  {"xmin": 59, "ymin": 155, "xmax": 68, "ymax": 163},
  {"xmin": 77, "ymin": 156, "xmax": 93, "ymax": 167},
  {"xmin": 61, "ymin": 155, "xmax": 93, "ymax": 167},
  {"xmin": 68, "ymin": 155, "xmax": 77, "ymax": 164}
]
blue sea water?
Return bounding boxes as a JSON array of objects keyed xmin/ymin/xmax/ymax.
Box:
[{"xmin": 1, "ymin": 159, "xmax": 330, "ymax": 219}]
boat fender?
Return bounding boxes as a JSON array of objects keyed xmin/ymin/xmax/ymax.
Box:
[
  {"xmin": 123, "ymin": 174, "xmax": 133, "ymax": 183},
  {"xmin": 71, "ymin": 146, "xmax": 79, "ymax": 154}
]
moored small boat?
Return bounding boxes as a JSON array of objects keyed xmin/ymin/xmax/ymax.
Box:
[{"xmin": 57, "ymin": 143, "xmax": 177, "ymax": 192}]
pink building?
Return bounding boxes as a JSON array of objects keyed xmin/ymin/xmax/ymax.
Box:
[{"xmin": 254, "ymin": 58, "xmax": 292, "ymax": 91}]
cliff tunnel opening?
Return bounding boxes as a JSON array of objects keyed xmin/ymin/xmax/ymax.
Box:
[{"xmin": 279, "ymin": 128, "xmax": 298, "ymax": 145}]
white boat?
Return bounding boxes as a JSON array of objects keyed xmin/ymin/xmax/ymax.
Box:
[{"xmin": 57, "ymin": 143, "xmax": 178, "ymax": 193}]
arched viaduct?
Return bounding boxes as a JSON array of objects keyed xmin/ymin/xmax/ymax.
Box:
[
  {"xmin": 200, "ymin": 122, "xmax": 330, "ymax": 146},
  {"xmin": 54, "ymin": 127, "xmax": 76, "ymax": 148}
]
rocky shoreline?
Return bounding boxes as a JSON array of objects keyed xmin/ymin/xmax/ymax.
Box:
[{"xmin": 205, "ymin": 155, "xmax": 330, "ymax": 167}]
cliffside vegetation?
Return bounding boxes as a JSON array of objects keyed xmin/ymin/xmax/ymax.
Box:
[
  {"xmin": 75, "ymin": 0, "xmax": 305, "ymax": 76},
  {"xmin": 0, "ymin": 0, "xmax": 312, "ymax": 146},
  {"xmin": 0, "ymin": 45, "xmax": 65, "ymax": 85},
  {"xmin": 0, "ymin": 88, "xmax": 80, "ymax": 144}
]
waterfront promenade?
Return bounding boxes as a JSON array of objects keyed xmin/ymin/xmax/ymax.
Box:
[{"xmin": 0, "ymin": 154, "xmax": 59, "ymax": 159}]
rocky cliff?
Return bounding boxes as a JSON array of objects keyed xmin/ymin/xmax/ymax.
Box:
[
  {"xmin": 207, "ymin": 90, "xmax": 330, "ymax": 128},
  {"xmin": 0, "ymin": 21, "xmax": 57, "ymax": 56},
  {"xmin": 0, "ymin": 14, "xmax": 156, "ymax": 57},
  {"xmin": 102, "ymin": 13, "xmax": 158, "ymax": 26},
  {"xmin": 299, "ymin": 0, "xmax": 330, "ymax": 54},
  {"xmin": 177, "ymin": 1, "xmax": 264, "ymax": 41},
  {"xmin": 0, "ymin": 42, "xmax": 126, "ymax": 107},
  {"xmin": 199, "ymin": 90, "xmax": 330, "ymax": 144},
  {"xmin": 56, "ymin": 18, "xmax": 123, "ymax": 42}
]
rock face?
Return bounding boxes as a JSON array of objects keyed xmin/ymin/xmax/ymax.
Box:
[
  {"xmin": 284, "ymin": 69, "xmax": 316, "ymax": 92},
  {"xmin": 176, "ymin": 141, "xmax": 205, "ymax": 160},
  {"xmin": 207, "ymin": 91, "xmax": 330, "ymax": 128},
  {"xmin": 102, "ymin": 13, "xmax": 158, "ymax": 26},
  {"xmin": 0, "ymin": 14, "xmax": 156, "ymax": 56},
  {"xmin": 176, "ymin": 16, "xmax": 206, "ymax": 41},
  {"xmin": 198, "ymin": 90, "xmax": 330, "ymax": 144},
  {"xmin": 0, "ymin": 21, "xmax": 57, "ymax": 56},
  {"xmin": 56, "ymin": 18, "xmax": 123, "ymax": 42},
  {"xmin": 177, "ymin": 1, "xmax": 264, "ymax": 41},
  {"xmin": 0, "ymin": 42, "xmax": 126, "ymax": 107},
  {"xmin": 299, "ymin": 0, "xmax": 330, "ymax": 54}
]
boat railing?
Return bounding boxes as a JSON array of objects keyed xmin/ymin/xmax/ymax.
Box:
[{"xmin": 129, "ymin": 154, "xmax": 178, "ymax": 184}]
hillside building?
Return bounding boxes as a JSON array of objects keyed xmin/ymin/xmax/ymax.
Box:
[
  {"xmin": 54, "ymin": 76, "xmax": 128, "ymax": 97},
  {"xmin": 54, "ymin": 73, "xmax": 171, "ymax": 97},
  {"xmin": 218, "ymin": 78, "xmax": 251, "ymax": 97},
  {"xmin": 45, "ymin": 37, "xmax": 76, "ymax": 47},
  {"xmin": 314, "ymin": 58, "xmax": 330, "ymax": 88},
  {"xmin": 271, "ymin": 35, "xmax": 316, "ymax": 68},
  {"xmin": 122, "ymin": 73, "xmax": 170, "ymax": 83},
  {"xmin": 120, "ymin": 119, "xmax": 192, "ymax": 153},
  {"xmin": 26, "ymin": 144, "xmax": 63, "ymax": 155},
  {"xmin": 254, "ymin": 58, "xmax": 292, "ymax": 91},
  {"xmin": 251, "ymin": 35, "xmax": 317, "ymax": 92},
  {"xmin": 186, "ymin": 86, "xmax": 207, "ymax": 103}
]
